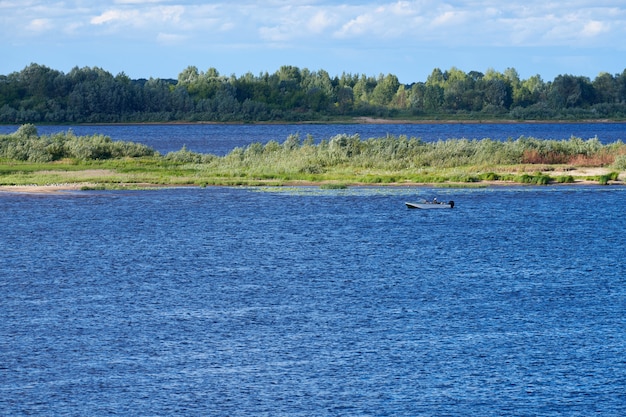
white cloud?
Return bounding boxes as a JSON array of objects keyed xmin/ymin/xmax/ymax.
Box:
[
  {"xmin": 26, "ymin": 18, "xmax": 53, "ymax": 32},
  {"xmin": 258, "ymin": 26, "xmax": 289, "ymax": 42},
  {"xmin": 582, "ymin": 20, "xmax": 609, "ymax": 37},
  {"xmin": 91, "ymin": 9, "xmax": 139, "ymax": 25},
  {"xmin": 0, "ymin": 2, "xmax": 613, "ymax": 41},
  {"xmin": 307, "ymin": 10, "xmax": 334, "ymax": 33},
  {"xmin": 335, "ymin": 12, "xmax": 375, "ymax": 38},
  {"xmin": 431, "ymin": 10, "xmax": 468, "ymax": 27},
  {"xmin": 114, "ymin": 0, "xmax": 164, "ymax": 4},
  {"xmin": 157, "ymin": 32, "xmax": 187, "ymax": 44},
  {"xmin": 90, "ymin": 6, "xmax": 184, "ymax": 27},
  {"xmin": 3, "ymin": 1, "xmax": 626, "ymax": 52}
]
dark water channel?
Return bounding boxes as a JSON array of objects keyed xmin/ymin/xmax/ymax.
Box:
[{"xmin": 1, "ymin": 122, "xmax": 625, "ymax": 155}]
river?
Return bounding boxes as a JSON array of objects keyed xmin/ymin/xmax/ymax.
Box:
[
  {"xmin": 1, "ymin": 185, "xmax": 625, "ymax": 416},
  {"xmin": 1, "ymin": 121, "xmax": 625, "ymax": 155}
]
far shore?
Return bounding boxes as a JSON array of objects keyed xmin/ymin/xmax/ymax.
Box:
[{"xmin": 9, "ymin": 117, "xmax": 625, "ymax": 127}]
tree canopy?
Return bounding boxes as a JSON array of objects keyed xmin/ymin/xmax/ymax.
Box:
[{"xmin": 1, "ymin": 63, "xmax": 626, "ymax": 123}]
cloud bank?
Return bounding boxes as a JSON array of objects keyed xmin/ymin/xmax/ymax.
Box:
[
  {"xmin": 3, "ymin": 1, "xmax": 622, "ymax": 46},
  {"xmin": 2, "ymin": 1, "xmax": 625, "ymax": 81}
]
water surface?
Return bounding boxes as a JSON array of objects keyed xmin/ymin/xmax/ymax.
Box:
[
  {"xmin": 1, "ymin": 122, "xmax": 624, "ymax": 155},
  {"xmin": 1, "ymin": 186, "xmax": 624, "ymax": 416}
]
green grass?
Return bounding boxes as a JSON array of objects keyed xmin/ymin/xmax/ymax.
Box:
[
  {"xmin": 1, "ymin": 127, "xmax": 625, "ymax": 188},
  {"xmin": 0, "ymin": 159, "xmax": 619, "ymax": 187}
]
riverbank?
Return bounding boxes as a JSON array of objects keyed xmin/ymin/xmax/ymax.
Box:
[
  {"xmin": 2, "ymin": 130, "xmax": 624, "ymax": 192},
  {"xmin": 0, "ymin": 166, "xmax": 621, "ymax": 194},
  {"xmin": 33, "ymin": 117, "xmax": 626, "ymax": 126},
  {"xmin": 350, "ymin": 117, "xmax": 625, "ymax": 125}
]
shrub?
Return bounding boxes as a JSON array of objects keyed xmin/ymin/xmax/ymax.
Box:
[
  {"xmin": 164, "ymin": 146, "xmax": 204, "ymax": 163},
  {"xmin": 598, "ymin": 175, "xmax": 611, "ymax": 185},
  {"xmin": 597, "ymin": 172, "xmax": 619, "ymax": 185},
  {"xmin": 612, "ymin": 155, "xmax": 626, "ymax": 170},
  {"xmin": 534, "ymin": 174, "xmax": 552, "ymax": 185},
  {"xmin": 14, "ymin": 124, "xmax": 38, "ymax": 139},
  {"xmin": 479, "ymin": 172, "xmax": 500, "ymax": 181},
  {"xmin": 519, "ymin": 172, "xmax": 552, "ymax": 185},
  {"xmin": 449, "ymin": 173, "xmax": 479, "ymax": 183},
  {"xmin": 1, "ymin": 125, "xmax": 156, "ymax": 161},
  {"xmin": 556, "ymin": 175, "xmax": 575, "ymax": 183}
]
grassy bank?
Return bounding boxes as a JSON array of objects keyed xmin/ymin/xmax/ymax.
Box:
[{"xmin": 1, "ymin": 125, "xmax": 625, "ymax": 189}]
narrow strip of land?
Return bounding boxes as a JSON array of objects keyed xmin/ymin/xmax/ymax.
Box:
[{"xmin": 0, "ymin": 167, "xmax": 620, "ymax": 194}]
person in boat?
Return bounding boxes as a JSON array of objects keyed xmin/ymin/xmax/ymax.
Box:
[{"xmin": 433, "ymin": 197, "xmax": 438, "ymax": 204}]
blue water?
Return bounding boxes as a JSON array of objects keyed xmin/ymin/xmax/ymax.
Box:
[
  {"xmin": 1, "ymin": 186, "xmax": 625, "ymax": 416},
  {"xmin": 1, "ymin": 122, "xmax": 625, "ymax": 155}
]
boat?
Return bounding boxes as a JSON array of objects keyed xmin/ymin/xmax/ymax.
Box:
[{"xmin": 406, "ymin": 200, "xmax": 454, "ymax": 209}]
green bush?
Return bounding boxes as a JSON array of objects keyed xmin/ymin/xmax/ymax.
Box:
[
  {"xmin": 556, "ymin": 175, "xmax": 575, "ymax": 183},
  {"xmin": 597, "ymin": 172, "xmax": 619, "ymax": 185},
  {"xmin": 164, "ymin": 146, "xmax": 214, "ymax": 163},
  {"xmin": 519, "ymin": 172, "xmax": 552, "ymax": 185},
  {"xmin": 0, "ymin": 125, "xmax": 156, "ymax": 161},
  {"xmin": 479, "ymin": 172, "xmax": 500, "ymax": 181},
  {"xmin": 612, "ymin": 155, "xmax": 626, "ymax": 170}
]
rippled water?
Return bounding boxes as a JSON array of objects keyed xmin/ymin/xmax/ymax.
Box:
[
  {"xmin": 1, "ymin": 186, "xmax": 624, "ymax": 416},
  {"xmin": 1, "ymin": 122, "xmax": 624, "ymax": 155}
]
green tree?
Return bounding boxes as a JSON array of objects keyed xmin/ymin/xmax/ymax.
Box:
[
  {"xmin": 616, "ymin": 69, "xmax": 626, "ymax": 103},
  {"xmin": 178, "ymin": 66, "xmax": 200, "ymax": 85},
  {"xmin": 443, "ymin": 67, "xmax": 473, "ymax": 110},
  {"xmin": 335, "ymin": 86, "xmax": 354, "ymax": 114},
  {"xmin": 425, "ymin": 68, "xmax": 445, "ymax": 88},
  {"xmin": 482, "ymin": 78, "xmax": 512, "ymax": 109},
  {"xmin": 301, "ymin": 69, "xmax": 334, "ymax": 112},
  {"xmin": 423, "ymin": 84, "xmax": 444, "ymax": 111},
  {"xmin": 513, "ymin": 74, "xmax": 545, "ymax": 107},
  {"xmin": 593, "ymin": 72, "xmax": 617, "ymax": 104},
  {"xmin": 371, "ymin": 74, "xmax": 400, "ymax": 106},
  {"xmin": 408, "ymin": 83, "xmax": 425, "ymax": 112},
  {"xmin": 550, "ymin": 74, "xmax": 594, "ymax": 108},
  {"xmin": 352, "ymin": 74, "xmax": 377, "ymax": 106},
  {"xmin": 392, "ymin": 84, "xmax": 409, "ymax": 109}
]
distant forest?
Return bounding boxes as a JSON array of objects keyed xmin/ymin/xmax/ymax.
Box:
[{"xmin": 2, "ymin": 63, "xmax": 626, "ymax": 123}]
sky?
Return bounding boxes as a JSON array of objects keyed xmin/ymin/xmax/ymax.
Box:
[{"xmin": 1, "ymin": 0, "xmax": 625, "ymax": 84}]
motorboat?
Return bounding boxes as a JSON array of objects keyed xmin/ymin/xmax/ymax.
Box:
[{"xmin": 405, "ymin": 200, "xmax": 454, "ymax": 209}]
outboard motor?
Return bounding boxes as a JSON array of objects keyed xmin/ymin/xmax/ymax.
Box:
[{"xmin": 449, "ymin": 200, "xmax": 454, "ymax": 208}]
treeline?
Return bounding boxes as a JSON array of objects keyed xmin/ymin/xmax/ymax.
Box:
[{"xmin": 2, "ymin": 63, "xmax": 626, "ymax": 123}]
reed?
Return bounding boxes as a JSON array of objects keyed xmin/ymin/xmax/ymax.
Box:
[{"xmin": 2, "ymin": 126, "xmax": 625, "ymax": 187}]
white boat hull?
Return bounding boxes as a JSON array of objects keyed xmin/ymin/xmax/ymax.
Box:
[{"xmin": 406, "ymin": 201, "xmax": 454, "ymax": 209}]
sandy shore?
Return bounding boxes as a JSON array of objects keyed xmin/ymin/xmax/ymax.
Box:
[
  {"xmin": 0, "ymin": 182, "xmax": 180, "ymax": 194},
  {"xmin": 0, "ymin": 168, "xmax": 619, "ymax": 194},
  {"xmin": 0, "ymin": 176, "xmax": 621, "ymax": 195},
  {"xmin": 0, "ymin": 184, "xmax": 96, "ymax": 194}
]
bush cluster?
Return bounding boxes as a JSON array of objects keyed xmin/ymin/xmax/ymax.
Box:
[
  {"xmin": 2, "ymin": 126, "xmax": 625, "ymax": 188},
  {"xmin": 0, "ymin": 124, "xmax": 156, "ymax": 162},
  {"xmin": 214, "ymin": 133, "xmax": 626, "ymax": 174}
]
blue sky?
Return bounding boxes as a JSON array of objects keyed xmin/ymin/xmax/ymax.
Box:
[{"xmin": 1, "ymin": 0, "xmax": 625, "ymax": 84}]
